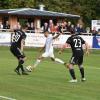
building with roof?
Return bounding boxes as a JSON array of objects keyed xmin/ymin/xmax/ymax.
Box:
[{"xmin": 0, "ymin": 7, "xmax": 80, "ymax": 30}]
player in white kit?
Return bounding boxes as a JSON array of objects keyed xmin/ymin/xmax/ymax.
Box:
[{"xmin": 26, "ymin": 31, "xmax": 65, "ymax": 72}]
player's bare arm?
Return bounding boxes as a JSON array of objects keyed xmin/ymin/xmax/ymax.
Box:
[
  {"xmin": 59, "ymin": 43, "xmax": 69, "ymax": 54},
  {"xmin": 39, "ymin": 45, "xmax": 45, "ymax": 52},
  {"xmin": 85, "ymin": 42, "xmax": 89, "ymax": 55},
  {"xmin": 21, "ymin": 39, "xmax": 24, "ymax": 52},
  {"xmin": 53, "ymin": 33, "xmax": 61, "ymax": 39},
  {"xmin": 20, "ymin": 39, "xmax": 27, "ymax": 60}
]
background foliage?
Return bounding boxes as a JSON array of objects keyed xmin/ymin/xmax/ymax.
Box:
[{"xmin": 0, "ymin": 0, "xmax": 100, "ymax": 25}]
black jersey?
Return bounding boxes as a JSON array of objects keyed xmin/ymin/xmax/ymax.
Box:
[
  {"xmin": 66, "ymin": 34, "xmax": 85, "ymax": 56},
  {"xmin": 11, "ymin": 29, "xmax": 26, "ymax": 48}
]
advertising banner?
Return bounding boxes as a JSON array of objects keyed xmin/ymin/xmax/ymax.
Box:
[
  {"xmin": 0, "ymin": 33, "xmax": 11, "ymax": 46},
  {"xmin": 91, "ymin": 20, "xmax": 100, "ymax": 31},
  {"xmin": 25, "ymin": 33, "xmax": 46, "ymax": 47},
  {"xmin": 92, "ymin": 36, "xmax": 100, "ymax": 49},
  {"xmin": 0, "ymin": 32, "xmax": 96, "ymax": 49},
  {"xmin": 25, "ymin": 33, "xmax": 93, "ymax": 48}
]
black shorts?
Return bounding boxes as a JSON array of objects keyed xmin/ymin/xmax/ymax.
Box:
[
  {"xmin": 10, "ymin": 46, "xmax": 25, "ymax": 59},
  {"xmin": 69, "ymin": 55, "xmax": 83, "ymax": 65}
]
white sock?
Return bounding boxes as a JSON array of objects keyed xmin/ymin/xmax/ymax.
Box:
[
  {"xmin": 55, "ymin": 58, "xmax": 64, "ymax": 64},
  {"xmin": 33, "ymin": 59, "xmax": 41, "ymax": 68}
]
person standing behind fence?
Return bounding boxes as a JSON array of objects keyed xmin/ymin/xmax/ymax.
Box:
[
  {"xmin": 0, "ymin": 22, "xmax": 3, "ymax": 31},
  {"xmin": 42, "ymin": 22, "xmax": 49, "ymax": 32},
  {"xmin": 4, "ymin": 21, "xmax": 10, "ymax": 29}
]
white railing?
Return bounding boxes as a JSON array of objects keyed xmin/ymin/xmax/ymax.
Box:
[
  {"xmin": 0, "ymin": 32, "xmax": 100, "ymax": 49},
  {"xmin": 0, "ymin": 29, "xmax": 11, "ymax": 32}
]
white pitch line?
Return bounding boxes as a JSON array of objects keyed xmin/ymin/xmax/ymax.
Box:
[
  {"xmin": 0, "ymin": 96, "xmax": 16, "ymax": 100},
  {"xmin": 85, "ymin": 66, "xmax": 100, "ymax": 70}
]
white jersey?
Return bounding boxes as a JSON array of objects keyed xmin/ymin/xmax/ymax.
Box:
[{"xmin": 45, "ymin": 35, "xmax": 53, "ymax": 53}]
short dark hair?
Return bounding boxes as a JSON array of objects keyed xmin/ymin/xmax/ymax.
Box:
[{"xmin": 44, "ymin": 31, "xmax": 49, "ymax": 33}]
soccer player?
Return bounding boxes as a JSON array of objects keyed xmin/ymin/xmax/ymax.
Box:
[
  {"xmin": 60, "ymin": 33, "xmax": 89, "ymax": 82},
  {"xmin": 26, "ymin": 31, "xmax": 65, "ymax": 71},
  {"xmin": 10, "ymin": 25, "xmax": 28, "ymax": 75}
]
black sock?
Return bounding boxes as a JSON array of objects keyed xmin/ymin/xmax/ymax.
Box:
[
  {"xmin": 69, "ymin": 69, "xmax": 76, "ymax": 79},
  {"xmin": 16, "ymin": 63, "xmax": 20, "ymax": 70},
  {"xmin": 16, "ymin": 62, "xmax": 24, "ymax": 72},
  {"xmin": 79, "ymin": 67, "xmax": 84, "ymax": 78},
  {"xmin": 20, "ymin": 64, "xmax": 25, "ymax": 72}
]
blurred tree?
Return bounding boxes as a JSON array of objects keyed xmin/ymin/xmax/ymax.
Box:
[
  {"xmin": 0, "ymin": 0, "xmax": 10, "ymax": 9},
  {"xmin": 0, "ymin": 0, "xmax": 99, "ymax": 26}
]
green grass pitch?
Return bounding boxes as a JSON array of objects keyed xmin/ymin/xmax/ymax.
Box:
[{"xmin": 0, "ymin": 47, "xmax": 100, "ymax": 100}]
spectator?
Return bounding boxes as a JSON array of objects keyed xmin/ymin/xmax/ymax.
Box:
[
  {"xmin": 42, "ymin": 22, "xmax": 49, "ymax": 32},
  {"xmin": 92, "ymin": 27, "xmax": 98, "ymax": 36},
  {"xmin": 27, "ymin": 22, "xmax": 32, "ymax": 30},
  {"xmin": 67, "ymin": 21, "xmax": 71, "ymax": 32},
  {"xmin": 49, "ymin": 19, "xmax": 53, "ymax": 25},
  {"xmin": 63, "ymin": 21, "xmax": 68, "ymax": 28},
  {"xmin": 57, "ymin": 22, "xmax": 62, "ymax": 33},
  {"xmin": 61, "ymin": 22, "xmax": 67, "ymax": 34},
  {"xmin": 86, "ymin": 27, "xmax": 91, "ymax": 35},
  {"xmin": 49, "ymin": 23, "xmax": 56, "ymax": 33},
  {"xmin": 0, "ymin": 22, "xmax": 3, "ymax": 31},
  {"xmin": 79, "ymin": 24, "xmax": 85, "ymax": 34},
  {"xmin": 75, "ymin": 23, "xmax": 80, "ymax": 34},
  {"xmin": 75, "ymin": 24, "xmax": 85, "ymax": 35},
  {"xmin": 4, "ymin": 21, "xmax": 10, "ymax": 29},
  {"xmin": 30, "ymin": 22, "xmax": 35, "ymax": 33},
  {"xmin": 86, "ymin": 27, "xmax": 90, "ymax": 33},
  {"xmin": 17, "ymin": 22, "xmax": 21, "ymax": 29},
  {"xmin": 55, "ymin": 22, "xmax": 60, "ymax": 33},
  {"xmin": 70, "ymin": 24, "xmax": 75, "ymax": 34}
]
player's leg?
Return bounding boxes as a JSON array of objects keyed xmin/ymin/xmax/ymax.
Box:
[
  {"xmin": 18, "ymin": 56, "xmax": 28, "ymax": 75},
  {"xmin": 51, "ymin": 57, "xmax": 65, "ymax": 64},
  {"xmin": 55, "ymin": 58, "xmax": 65, "ymax": 64},
  {"xmin": 78, "ymin": 55, "xmax": 86, "ymax": 81},
  {"xmin": 27, "ymin": 52, "xmax": 48, "ymax": 71},
  {"xmin": 11, "ymin": 47, "xmax": 28, "ymax": 75},
  {"xmin": 78, "ymin": 64, "xmax": 86, "ymax": 81},
  {"xmin": 32, "ymin": 56, "xmax": 43, "ymax": 69},
  {"xmin": 10, "ymin": 47, "xmax": 21, "ymax": 75},
  {"xmin": 67, "ymin": 56, "xmax": 77, "ymax": 82},
  {"xmin": 67, "ymin": 64, "xmax": 77, "ymax": 82},
  {"xmin": 50, "ymin": 52, "xmax": 65, "ymax": 64}
]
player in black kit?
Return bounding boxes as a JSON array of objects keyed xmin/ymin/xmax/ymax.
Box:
[
  {"xmin": 10, "ymin": 26, "xmax": 28, "ymax": 75},
  {"xmin": 60, "ymin": 33, "xmax": 89, "ymax": 82}
]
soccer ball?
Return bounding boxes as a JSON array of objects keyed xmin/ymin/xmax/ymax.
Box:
[{"xmin": 26, "ymin": 65, "xmax": 32, "ymax": 72}]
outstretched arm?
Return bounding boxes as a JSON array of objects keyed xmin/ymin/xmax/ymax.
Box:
[
  {"xmin": 21, "ymin": 39, "xmax": 25, "ymax": 52},
  {"xmin": 20, "ymin": 39, "xmax": 27, "ymax": 60},
  {"xmin": 39, "ymin": 45, "xmax": 45, "ymax": 52},
  {"xmin": 85, "ymin": 42, "xmax": 89, "ymax": 55},
  {"xmin": 58, "ymin": 43, "xmax": 69, "ymax": 54},
  {"xmin": 53, "ymin": 33, "xmax": 61, "ymax": 39}
]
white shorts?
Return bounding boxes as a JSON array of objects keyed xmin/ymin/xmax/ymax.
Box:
[{"xmin": 42, "ymin": 51, "xmax": 54, "ymax": 58}]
